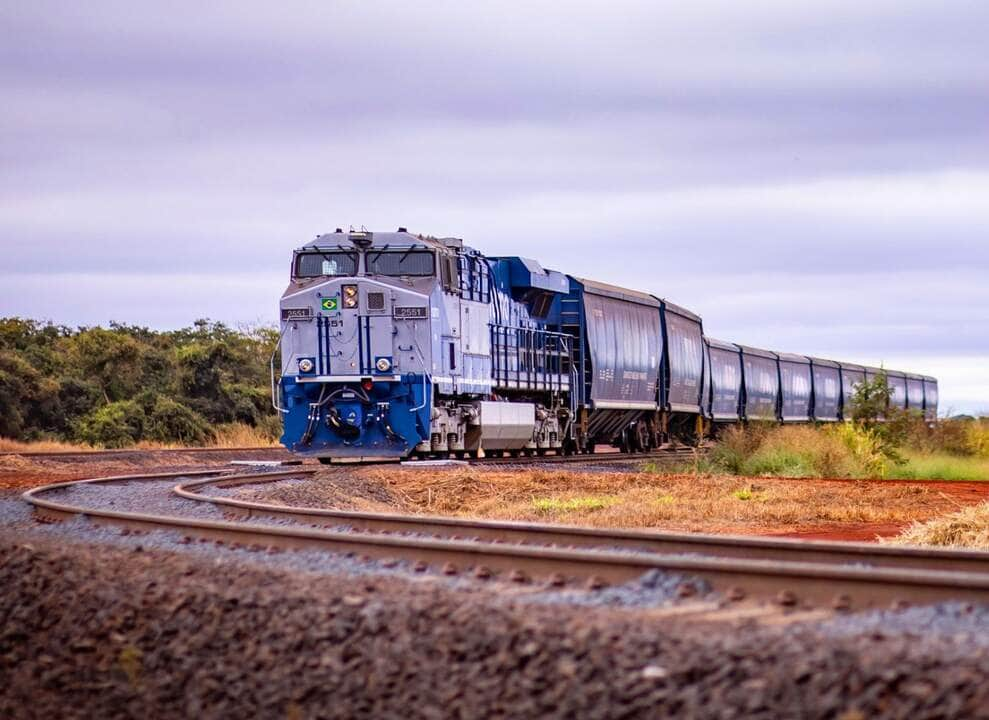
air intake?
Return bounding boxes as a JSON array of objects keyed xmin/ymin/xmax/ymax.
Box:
[{"xmin": 367, "ymin": 292, "xmax": 385, "ymax": 311}]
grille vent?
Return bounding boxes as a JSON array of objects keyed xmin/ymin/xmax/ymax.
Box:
[{"xmin": 367, "ymin": 292, "xmax": 386, "ymax": 311}]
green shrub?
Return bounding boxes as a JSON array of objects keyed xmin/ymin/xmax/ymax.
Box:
[
  {"xmin": 0, "ymin": 317, "xmax": 279, "ymax": 445},
  {"xmin": 145, "ymin": 396, "xmax": 212, "ymax": 444},
  {"xmin": 828, "ymin": 423, "xmax": 890, "ymax": 478},
  {"xmin": 75, "ymin": 400, "xmax": 147, "ymax": 448},
  {"xmin": 849, "ymin": 370, "xmax": 892, "ymax": 426}
]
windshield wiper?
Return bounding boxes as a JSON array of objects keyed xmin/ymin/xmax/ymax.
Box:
[
  {"xmin": 397, "ymin": 243, "xmax": 419, "ymax": 267},
  {"xmin": 367, "ymin": 244, "xmax": 390, "ymax": 269}
]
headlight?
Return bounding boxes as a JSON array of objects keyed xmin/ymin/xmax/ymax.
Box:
[
  {"xmin": 298, "ymin": 358, "xmax": 314, "ymax": 373},
  {"xmin": 375, "ymin": 357, "xmax": 392, "ymax": 372},
  {"xmin": 342, "ymin": 284, "xmax": 358, "ymax": 309}
]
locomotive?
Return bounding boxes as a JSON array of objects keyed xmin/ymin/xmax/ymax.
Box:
[{"xmin": 273, "ymin": 229, "xmax": 938, "ymax": 461}]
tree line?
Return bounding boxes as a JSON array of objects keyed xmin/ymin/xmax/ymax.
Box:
[{"xmin": 0, "ymin": 318, "xmax": 279, "ymax": 447}]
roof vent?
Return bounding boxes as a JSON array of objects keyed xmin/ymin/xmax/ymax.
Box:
[
  {"xmin": 398, "ymin": 226, "xmax": 408, "ymax": 233},
  {"xmin": 334, "ymin": 228, "xmax": 343, "ymax": 233}
]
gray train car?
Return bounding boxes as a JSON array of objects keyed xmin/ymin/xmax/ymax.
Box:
[
  {"xmin": 777, "ymin": 352, "xmax": 812, "ymax": 423},
  {"xmin": 906, "ymin": 373, "xmax": 925, "ymax": 413},
  {"xmin": 571, "ymin": 278, "xmax": 663, "ymax": 448},
  {"xmin": 736, "ymin": 345, "xmax": 780, "ymax": 421},
  {"xmin": 923, "ymin": 376, "xmax": 939, "ymax": 421},
  {"xmin": 706, "ymin": 338, "xmax": 743, "ymax": 422},
  {"xmin": 661, "ymin": 301, "xmax": 705, "ymax": 415},
  {"xmin": 809, "ymin": 357, "xmax": 841, "ymax": 421},
  {"xmin": 886, "ymin": 370, "xmax": 908, "ymax": 411}
]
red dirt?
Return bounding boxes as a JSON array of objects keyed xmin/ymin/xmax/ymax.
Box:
[{"xmin": 766, "ymin": 522, "xmax": 910, "ymax": 542}]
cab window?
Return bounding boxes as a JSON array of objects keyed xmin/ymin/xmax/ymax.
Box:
[
  {"xmin": 366, "ymin": 250, "xmax": 435, "ymax": 276},
  {"xmin": 295, "ymin": 251, "xmax": 358, "ymax": 278}
]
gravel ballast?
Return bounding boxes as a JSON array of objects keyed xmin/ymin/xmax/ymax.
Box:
[{"xmin": 4, "ymin": 531, "xmax": 989, "ymax": 719}]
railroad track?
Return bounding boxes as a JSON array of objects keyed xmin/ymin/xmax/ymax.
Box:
[
  {"xmin": 2, "ymin": 444, "xmax": 700, "ymax": 467},
  {"xmin": 22, "ymin": 467, "xmax": 989, "ymax": 614}
]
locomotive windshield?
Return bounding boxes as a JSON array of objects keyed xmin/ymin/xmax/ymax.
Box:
[
  {"xmin": 295, "ymin": 251, "xmax": 358, "ymax": 278},
  {"xmin": 366, "ymin": 250, "xmax": 435, "ymax": 276}
]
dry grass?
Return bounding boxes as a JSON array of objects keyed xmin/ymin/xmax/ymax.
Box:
[
  {"xmin": 0, "ymin": 437, "xmax": 95, "ymax": 453},
  {"xmin": 207, "ymin": 423, "xmax": 280, "ymax": 448},
  {"xmin": 883, "ymin": 502, "xmax": 989, "ymax": 550},
  {"xmin": 0, "ymin": 422, "xmax": 279, "ymax": 453},
  {"xmin": 252, "ymin": 466, "xmax": 971, "ymax": 535}
]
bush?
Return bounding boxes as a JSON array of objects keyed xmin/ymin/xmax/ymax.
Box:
[
  {"xmin": 849, "ymin": 370, "xmax": 892, "ymax": 425},
  {"xmin": 0, "ymin": 317, "xmax": 279, "ymax": 446},
  {"xmin": 145, "ymin": 396, "xmax": 213, "ymax": 445},
  {"xmin": 75, "ymin": 400, "xmax": 147, "ymax": 448},
  {"xmin": 696, "ymin": 423, "xmax": 892, "ymax": 479},
  {"xmin": 967, "ymin": 420, "xmax": 989, "ymax": 457},
  {"xmin": 828, "ymin": 423, "xmax": 889, "ymax": 478}
]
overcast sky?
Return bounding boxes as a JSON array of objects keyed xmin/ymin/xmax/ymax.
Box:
[{"xmin": 2, "ymin": 1, "xmax": 987, "ymax": 412}]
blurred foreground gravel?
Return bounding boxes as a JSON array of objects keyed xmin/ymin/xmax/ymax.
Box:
[{"xmin": 4, "ymin": 522, "xmax": 989, "ymax": 718}]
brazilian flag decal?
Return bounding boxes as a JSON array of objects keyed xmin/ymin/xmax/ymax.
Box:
[{"xmin": 321, "ymin": 297, "xmax": 338, "ymax": 311}]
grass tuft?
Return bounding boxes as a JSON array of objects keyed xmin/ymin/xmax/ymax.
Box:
[
  {"xmin": 885, "ymin": 502, "xmax": 989, "ymax": 550},
  {"xmin": 532, "ymin": 495, "xmax": 618, "ymax": 513}
]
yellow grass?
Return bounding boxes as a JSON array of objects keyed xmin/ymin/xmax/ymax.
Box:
[
  {"xmin": 207, "ymin": 423, "xmax": 280, "ymax": 448},
  {"xmin": 0, "ymin": 422, "xmax": 279, "ymax": 453},
  {"xmin": 246, "ymin": 466, "xmax": 965, "ymax": 535},
  {"xmin": 883, "ymin": 502, "xmax": 989, "ymax": 550},
  {"xmin": 0, "ymin": 437, "xmax": 96, "ymax": 453}
]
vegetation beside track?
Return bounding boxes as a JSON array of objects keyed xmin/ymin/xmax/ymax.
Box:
[
  {"xmin": 233, "ymin": 465, "xmax": 979, "ymax": 537},
  {"xmin": 676, "ymin": 374, "xmax": 989, "ymax": 482},
  {"xmin": 887, "ymin": 503, "xmax": 989, "ymax": 551},
  {"xmin": 0, "ymin": 317, "xmax": 279, "ymax": 448},
  {"xmin": 674, "ymin": 422, "xmax": 989, "ymax": 482}
]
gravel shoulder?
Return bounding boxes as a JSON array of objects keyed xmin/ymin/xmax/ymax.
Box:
[{"xmin": 4, "ymin": 526, "xmax": 989, "ymax": 718}]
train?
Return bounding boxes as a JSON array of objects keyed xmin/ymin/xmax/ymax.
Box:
[{"xmin": 273, "ymin": 229, "xmax": 938, "ymax": 461}]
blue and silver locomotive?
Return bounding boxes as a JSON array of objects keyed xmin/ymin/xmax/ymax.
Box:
[{"xmin": 273, "ymin": 228, "xmax": 938, "ymax": 461}]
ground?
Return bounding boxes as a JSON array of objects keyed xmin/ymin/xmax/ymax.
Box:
[
  {"xmin": 231, "ymin": 463, "xmax": 989, "ymax": 542},
  {"xmin": 4, "ymin": 531, "xmax": 989, "ymax": 719},
  {"xmin": 5, "ymin": 453, "xmax": 989, "ymax": 717},
  {"xmin": 4, "ymin": 454, "xmax": 989, "ymax": 542}
]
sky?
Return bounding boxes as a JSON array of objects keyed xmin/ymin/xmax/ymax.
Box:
[{"xmin": 1, "ymin": 1, "xmax": 987, "ymax": 413}]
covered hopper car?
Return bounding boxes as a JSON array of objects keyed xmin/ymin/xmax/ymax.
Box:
[{"xmin": 273, "ymin": 229, "xmax": 938, "ymax": 461}]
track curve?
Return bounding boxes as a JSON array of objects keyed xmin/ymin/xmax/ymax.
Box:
[{"xmin": 23, "ymin": 468, "xmax": 989, "ymax": 611}]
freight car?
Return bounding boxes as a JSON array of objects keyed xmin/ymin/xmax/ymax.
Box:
[{"xmin": 273, "ymin": 229, "xmax": 938, "ymax": 461}]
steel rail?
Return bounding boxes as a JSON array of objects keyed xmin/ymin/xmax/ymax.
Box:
[
  {"xmin": 22, "ymin": 470, "xmax": 989, "ymax": 611},
  {"xmin": 2, "ymin": 444, "xmax": 697, "ymax": 467},
  {"xmin": 176, "ymin": 471, "xmax": 989, "ymax": 576}
]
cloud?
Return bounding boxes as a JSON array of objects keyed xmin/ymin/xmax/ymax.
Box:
[{"xmin": 1, "ymin": 1, "xmax": 986, "ymax": 409}]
